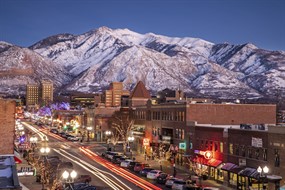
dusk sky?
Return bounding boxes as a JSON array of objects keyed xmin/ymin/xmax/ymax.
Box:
[{"xmin": 0, "ymin": 0, "xmax": 284, "ymax": 50}]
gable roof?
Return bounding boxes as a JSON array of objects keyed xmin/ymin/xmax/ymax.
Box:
[{"xmin": 130, "ymin": 81, "xmax": 151, "ymax": 99}]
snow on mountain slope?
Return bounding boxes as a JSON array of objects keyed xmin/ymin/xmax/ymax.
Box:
[
  {"xmin": 1, "ymin": 26, "xmax": 285, "ymax": 99},
  {"xmin": 0, "ymin": 44, "xmax": 71, "ymax": 95}
]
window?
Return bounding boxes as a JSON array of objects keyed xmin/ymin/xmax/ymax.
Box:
[
  {"xmin": 241, "ymin": 145, "xmax": 246, "ymax": 157},
  {"xmin": 214, "ymin": 142, "xmax": 218, "ymax": 152},
  {"xmin": 274, "ymin": 149, "xmax": 280, "ymax": 167},
  {"xmin": 220, "ymin": 142, "xmax": 223, "ymax": 153},
  {"xmin": 229, "ymin": 143, "xmax": 233, "ymax": 155},
  {"xmin": 262, "ymin": 149, "xmax": 267, "ymax": 161},
  {"xmin": 247, "ymin": 147, "xmax": 252, "ymax": 158},
  {"xmin": 235, "ymin": 145, "xmax": 239, "ymax": 156},
  {"xmin": 255, "ymin": 148, "xmax": 260, "ymax": 160}
]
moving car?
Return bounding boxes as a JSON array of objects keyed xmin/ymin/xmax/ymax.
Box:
[
  {"xmin": 146, "ymin": 170, "xmax": 162, "ymax": 180},
  {"xmin": 50, "ymin": 129, "xmax": 58, "ymax": 134}
]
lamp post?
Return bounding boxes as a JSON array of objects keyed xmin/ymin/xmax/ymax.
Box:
[
  {"xmin": 40, "ymin": 146, "xmax": 50, "ymax": 190},
  {"xmin": 62, "ymin": 170, "xmax": 77, "ymax": 190},
  {"xmin": 105, "ymin": 131, "xmax": 112, "ymax": 150},
  {"xmin": 87, "ymin": 126, "xmax": 92, "ymax": 142},
  {"xmin": 127, "ymin": 136, "xmax": 135, "ymax": 159},
  {"xmin": 257, "ymin": 166, "xmax": 269, "ymax": 190}
]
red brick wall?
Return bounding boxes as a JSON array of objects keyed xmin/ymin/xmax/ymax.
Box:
[
  {"xmin": 187, "ymin": 104, "xmax": 276, "ymax": 125},
  {"xmin": 0, "ymin": 100, "xmax": 15, "ymax": 154}
]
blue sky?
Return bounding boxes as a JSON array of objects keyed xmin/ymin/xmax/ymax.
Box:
[{"xmin": 0, "ymin": 0, "xmax": 284, "ymax": 50}]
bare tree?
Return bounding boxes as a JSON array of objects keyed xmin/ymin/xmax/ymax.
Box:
[{"xmin": 110, "ymin": 109, "xmax": 135, "ymax": 154}]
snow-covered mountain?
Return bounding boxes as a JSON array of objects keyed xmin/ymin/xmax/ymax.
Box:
[
  {"xmin": 1, "ymin": 26, "xmax": 285, "ymax": 99},
  {"xmin": 0, "ymin": 41, "xmax": 72, "ymax": 96}
]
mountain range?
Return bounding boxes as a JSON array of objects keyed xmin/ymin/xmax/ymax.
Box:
[{"xmin": 0, "ymin": 26, "xmax": 285, "ymax": 99}]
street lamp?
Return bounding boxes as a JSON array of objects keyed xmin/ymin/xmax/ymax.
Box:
[
  {"xmin": 62, "ymin": 170, "xmax": 77, "ymax": 190},
  {"xmin": 30, "ymin": 136, "xmax": 38, "ymax": 157},
  {"xmin": 105, "ymin": 131, "xmax": 112, "ymax": 150},
  {"xmin": 127, "ymin": 136, "xmax": 135, "ymax": 159},
  {"xmin": 257, "ymin": 166, "xmax": 269, "ymax": 190},
  {"xmin": 87, "ymin": 126, "xmax": 92, "ymax": 142},
  {"xmin": 40, "ymin": 146, "xmax": 50, "ymax": 190}
]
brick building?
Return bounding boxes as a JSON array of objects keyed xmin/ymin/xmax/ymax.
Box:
[{"xmin": 0, "ymin": 99, "xmax": 16, "ymax": 154}]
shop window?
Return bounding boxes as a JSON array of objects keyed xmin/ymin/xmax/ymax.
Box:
[{"xmin": 220, "ymin": 142, "xmax": 223, "ymax": 153}]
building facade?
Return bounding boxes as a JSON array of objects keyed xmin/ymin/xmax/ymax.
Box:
[
  {"xmin": 104, "ymin": 82, "xmax": 129, "ymax": 107},
  {"xmin": 41, "ymin": 80, "xmax": 53, "ymax": 105},
  {"xmin": 26, "ymin": 84, "xmax": 39, "ymax": 107}
]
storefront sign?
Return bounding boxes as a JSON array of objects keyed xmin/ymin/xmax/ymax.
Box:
[
  {"xmin": 194, "ymin": 150, "xmax": 213, "ymax": 159},
  {"xmin": 17, "ymin": 166, "xmax": 35, "ymax": 176},
  {"xmin": 252, "ymin": 137, "xmax": 263, "ymax": 148},
  {"xmin": 143, "ymin": 138, "xmax": 150, "ymax": 146},
  {"xmin": 179, "ymin": 142, "xmax": 186, "ymax": 150}
]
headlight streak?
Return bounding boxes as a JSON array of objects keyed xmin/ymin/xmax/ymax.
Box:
[
  {"xmin": 23, "ymin": 122, "xmax": 161, "ymax": 190},
  {"xmin": 22, "ymin": 122, "xmax": 48, "ymax": 141},
  {"xmin": 54, "ymin": 148, "xmax": 132, "ymax": 190},
  {"xmin": 81, "ymin": 147, "xmax": 162, "ymax": 190}
]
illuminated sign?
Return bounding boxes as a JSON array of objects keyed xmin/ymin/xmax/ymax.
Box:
[
  {"xmin": 17, "ymin": 166, "xmax": 35, "ymax": 176},
  {"xmin": 194, "ymin": 150, "xmax": 213, "ymax": 160},
  {"xmin": 143, "ymin": 138, "xmax": 150, "ymax": 146},
  {"xmin": 179, "ymin": 142, "xmax": 186, "ymax": 150},
  {"xmin": 204, "ymin": 151, "xmax": 213, "ymax": 159}
]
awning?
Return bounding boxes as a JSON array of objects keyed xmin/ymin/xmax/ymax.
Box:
[
  {"xmin": 239, "ymin": 167, "xmax": 256, "ymax": 177},
  {"xmin": 207, "ymin": 159, "xmax": 222, "ymax": 167},
  {"xmin": 221, "ymin": 163, "xmax": 238, "ymax": 171},
  {"xmin": 230, "ymin": 166, "xmax": 246, "ymax": 174}
]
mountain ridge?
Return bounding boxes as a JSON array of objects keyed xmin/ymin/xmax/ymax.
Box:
[{"xmin": 0, "ymin": 26, "xmax": 284, "ymax": 99}]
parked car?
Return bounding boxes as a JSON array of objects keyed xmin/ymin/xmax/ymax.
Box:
[
  {"xmin": 165, "ymin": 177, "xmax": 178, "ymax": 188},
  {"xmin": 106, "ymin": 152, "xmax": 122, "ymax": 160},
  {"xmin": 128, "ymin": 161, "xmax": 140, "ymax": 171},
  {"xmin": 101, "ymin": 151, "xmax": 111, "ymax": 158},
  {"xmin": 172, "ymin": 179, "xmax": 186, "ymax": 190},
  {"xmin": 111, "ymin": 155, "xmax": 124, "ymax": 163},
  {"xmin": 140, "ymin": 167, "xmax": 155, "ymax": 177},
  {"xmin": 59, "ymin": 132, "xmax": 68, "ymax": 138},
  {"xmin": 120, "ymin": 159, "xmax": 133, "ymax": 168},
  {"xmin": 134, "ymin": 163, "xmax": 150, "ymax": 172},
  {"xmin": 147, "ymin": 170, "xmax": 162, "ymax": 180},
  {"xmin": 114, "ymin": 156, "xmax": 130, "ymax": 164},
  {"xmin": 67, "ymin": 135, "xmax": 80, "ymax": 141},
  {"xmin": 156, "ymin": 173, "xmax": 170, "ymax": 184},
  {"xmin": 50, "ymin": 129, "xmax": 58, "ymax": 134}
]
